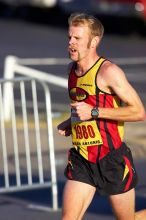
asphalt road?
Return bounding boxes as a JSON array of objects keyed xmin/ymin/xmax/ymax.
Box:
[
  {"xmin": 0, "ymin": 156, "xmax": 146, "ymax": 220},
  {"xmin": 0, "ymin": 14, "xmax": 146, "ymax": 220}
]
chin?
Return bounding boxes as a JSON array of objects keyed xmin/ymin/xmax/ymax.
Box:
[
  {"xmin": 69, "ymin": 55, "xmax": 78, "ymax": 61},
  {"xmin": 68, "ymin": 52, "xmax": 77, "ymax": 60}
]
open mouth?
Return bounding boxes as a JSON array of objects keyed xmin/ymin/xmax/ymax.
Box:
[{"xmin": 68, "ymin": 47, "xmax": 78, "ymax": 54}]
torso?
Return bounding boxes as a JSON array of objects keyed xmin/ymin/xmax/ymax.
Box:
[{"xmin": 68, "ymin": 57, "xmax": 124, "ymax": 163}]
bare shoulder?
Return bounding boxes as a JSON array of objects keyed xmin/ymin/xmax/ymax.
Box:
[
  {"xmin": 100, "ymin": 60, "xmax": 124, "ymax": 76},
  {"xmin": 99, "ymin": 60, "xmax": 127, "ymax": 85}
]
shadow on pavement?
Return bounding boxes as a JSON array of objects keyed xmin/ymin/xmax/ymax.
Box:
[{"xmin": 1, "ymin": 179, "xmax": 146, "ymax": 216}]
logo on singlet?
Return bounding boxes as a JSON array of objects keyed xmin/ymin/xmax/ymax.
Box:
[{"xmin": 69, "ymin": 87, "xmax": 88, "ymax": 101}]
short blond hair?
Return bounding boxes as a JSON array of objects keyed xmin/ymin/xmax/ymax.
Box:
[{"xmin": 68, "ymin": 12, "xmax": 104, "ymax": 39}]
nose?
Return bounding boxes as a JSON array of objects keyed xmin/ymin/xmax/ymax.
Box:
[{"xmin": 69, "ymin": 37, "xmax": 74, "ymax": 45}]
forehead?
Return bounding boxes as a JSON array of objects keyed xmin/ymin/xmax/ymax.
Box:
[{"xmin": 68, "ymin": 25, "xmax": 90, "ymax": 36}]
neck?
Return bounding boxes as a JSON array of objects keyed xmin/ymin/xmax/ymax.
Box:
[
  {"xmin": 75, "ymin": 55, "xmax": 100, "ymax": 76},
  {"xmin": 75, "ymin": 68, "xmax": 83, "ymax": 76}
]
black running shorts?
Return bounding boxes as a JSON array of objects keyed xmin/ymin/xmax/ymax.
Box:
[{"xmin": 64, "ymin": 142, "xmax": 138, "ymax": 195}]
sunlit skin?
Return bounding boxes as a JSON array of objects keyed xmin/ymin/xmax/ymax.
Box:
[
  {"xmin": 68, "ymin": 25, "xmax": 91, "ymax": 61},
  {"xmin": 58, "ymin": 20, "xmax": 146, "ymax": 220},
  {"xmin": 58, "ymin": 24, "xmax": 145, "ymax": 136},
  {"xmin": 68, "ymin": 25, "xmax": 100, "ymax": 75}
]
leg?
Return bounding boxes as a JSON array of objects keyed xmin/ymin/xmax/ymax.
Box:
[
  {"xmin": 109, "ymin": 188, "xmax": 135, "ymax": 220},
  {"xmin": 135, "ymin": 209, "xmax": 146, "ymax": 220},
  {"xmin": 61, "ymin": 180, "xmax": 96, "ymax": 220}
]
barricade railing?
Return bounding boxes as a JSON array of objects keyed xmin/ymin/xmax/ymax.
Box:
[
  {"xmin": 3, "ymin": 55, "xmax": 146, "ymax": 121},
  {"xmin": 3, "ymin": 56, "xmax": 68, "ymax": 121},
  {"xmin": 1, "ymin": 55, "xmax": 146, "ymax": 211},
  {"xmin": 0, "ymin": 77, "xmax": 58, "ymax": 210}
]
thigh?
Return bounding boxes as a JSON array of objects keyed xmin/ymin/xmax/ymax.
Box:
[
  {"xmin": 62, "ymin": 180, "xmax": 96, "ymax": 220},
  {"xmin": 109, "ymin": 188, "xmax": 135, "ymax": 220}
]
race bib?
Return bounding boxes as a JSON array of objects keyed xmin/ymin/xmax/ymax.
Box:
[{"xmin": 71, "ymin": 120, "xmax": 103, "ymax": 147}]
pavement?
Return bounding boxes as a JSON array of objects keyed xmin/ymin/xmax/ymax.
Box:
[
  {"xmin": 0, "ymin": 116, "xmax": 146, "ymax": 220},
  {"xmin": 0, "ymin": 11, "xmax": 146, "ymax": 219},
  {"xmin": 124, "ymin": 120, "xmax": 146, "ymax": 158}
]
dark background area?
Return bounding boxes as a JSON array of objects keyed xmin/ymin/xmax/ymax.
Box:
[
  {"xmin": 0, "ymin": 2, "xmax": 146, "ymax": 219},
  {"xmin": 0, "ymin": 1, "xmax": 146, "ymax": 35}
]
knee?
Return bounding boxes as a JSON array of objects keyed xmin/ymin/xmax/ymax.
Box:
[
  {"xmin": 61, "ymin": 212, "xmax": 81, "ymax": 220},
  {"xmin": 61, "ymin": 214, "xmax": 74, "ymax": 220},
  {"xmin": 61, "ymin": 212, "xmax": 72, "ymax": 220}
]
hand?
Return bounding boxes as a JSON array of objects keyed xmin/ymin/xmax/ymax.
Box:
[
  {"xmin": 57, "ymin": 118, "xmax": 71, "ymax": 136},
  {"xmin": 71, "ymin": 102, "xmax": 93, "ymax": 121}
]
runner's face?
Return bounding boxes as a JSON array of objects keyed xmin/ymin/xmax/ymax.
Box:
[{"xmin": 68, "ymin": 25, "xmax": 92, "ymax": 62}]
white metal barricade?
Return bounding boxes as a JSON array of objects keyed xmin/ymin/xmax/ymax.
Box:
[
  {"xmin": 3, "ymin": 55, "xmax": 146, "ymax": 121},
  {"xmin": 0, "ymin": 77, "xmax": 58, "ymax": 210},
  {"xmin": 3, "ymin": 56, "xmax": 68, "ymax": 121}
]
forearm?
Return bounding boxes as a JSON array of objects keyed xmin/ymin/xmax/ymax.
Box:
[
  {"xmin": 98, "ymin": 106, "xmax": 145, "ymax": 122},
  {"xmin": 71, "ymin": 101, "xmax": 145, "ymax": 122}
]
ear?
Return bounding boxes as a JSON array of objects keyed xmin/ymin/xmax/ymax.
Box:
[{"xmin": 91, "ymin": 36, "xmax": 100, "ymax": 48}]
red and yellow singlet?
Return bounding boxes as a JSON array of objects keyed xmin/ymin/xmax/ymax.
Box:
[{"xmin": 68, "ymin": 57, "xmax": 124, "ymax": 163}]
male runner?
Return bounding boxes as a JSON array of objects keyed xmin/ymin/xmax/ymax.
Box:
[{"xmin": 58, "ymin": 12, "xmax": 146, "ymax": 220}]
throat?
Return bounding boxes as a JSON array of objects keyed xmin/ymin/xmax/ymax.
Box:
[{"xmin": 75, "ymin": 69, "xmax": 84, "ymax": 76}]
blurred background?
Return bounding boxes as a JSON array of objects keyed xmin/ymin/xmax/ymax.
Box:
[{"xmin": 0, "ymin": 1, "xmax": 146, "ymax": 220}]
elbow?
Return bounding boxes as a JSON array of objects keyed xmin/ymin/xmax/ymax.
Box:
[
  {"xmin": 131, "ymin": 105, "xmax": 146, "ymax": 121},
  {"xmin": 137, "ymin": 109, "xmax": 146, "ymax": 121}
]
